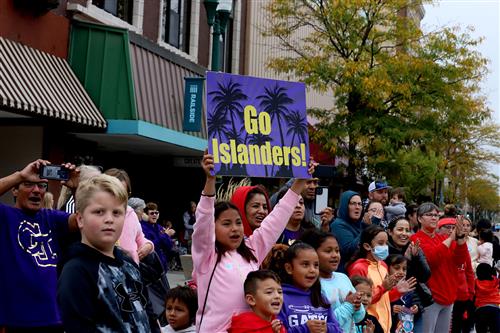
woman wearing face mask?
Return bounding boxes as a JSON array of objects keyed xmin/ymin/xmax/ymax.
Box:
[
  {"xmin": 387, "ymin": 217, "xmax": 432, "ymax": 331},
  {"xmin": 410, "ymin": 203, "xmax": 470, "ymax": 333},
  {"xmin": 347, "ymin": 225, "xmax": 416, "ymax": 333},
  {"xmin": 330, "ymin": 191, "xmax": 365, "ymax": 273},
  {"xmin": 231, "ymin": 185, "xmax": 271, "ymax": 237}
]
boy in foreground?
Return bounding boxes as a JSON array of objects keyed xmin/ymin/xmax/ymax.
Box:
[
  {"xmin": 57, "ymin": 174, "xmax": 158, "ymax": 332},
  {"xmin": 229, "ymin": 270, "xmax": 285, "ymax": 333}
]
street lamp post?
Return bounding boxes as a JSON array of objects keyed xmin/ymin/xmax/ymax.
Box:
[{"xmin": 203, "ymin": 0, "xmax": 232, "ymax": 71}]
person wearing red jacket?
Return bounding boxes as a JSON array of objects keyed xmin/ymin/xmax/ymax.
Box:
[
  {"xmin": 410, "ymin": 204, "xmax": 469, "ymax": 333},
  {"xmin": 474, "ymin": 263, "xmax": 500, "ymax": 333},
  {"xmin": 229, "ymin": 270, "xmax": 286, "ymax": 333},
  {"xmin": 231, "ymin": 185, "xmax": 272, "ymax": 237},
  {"xmin": 436, "ymin": 218, "xmax": 476, "ymax": 333}
]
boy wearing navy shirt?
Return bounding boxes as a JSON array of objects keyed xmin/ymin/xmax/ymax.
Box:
[
  {"xmin": 57, "ymin": 174, "xmax": 158, "ymax": 332},
  {"xmin": 0, "ymin": 160, "xmax": 79, "ymax": 332}
]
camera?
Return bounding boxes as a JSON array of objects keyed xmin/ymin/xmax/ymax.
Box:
[{"xmin": 39, "ymin": 165, "xmax": 70, "ymax": 181}]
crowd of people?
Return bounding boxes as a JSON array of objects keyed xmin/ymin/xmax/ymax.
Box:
[{"xmin": 0, "ymin": 154, "xmax": 498, "ymax": 333}]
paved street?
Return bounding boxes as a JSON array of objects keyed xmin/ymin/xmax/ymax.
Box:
[{"xmin": 167, "ymin": 271, "xmax": 188, "ymax": 288}]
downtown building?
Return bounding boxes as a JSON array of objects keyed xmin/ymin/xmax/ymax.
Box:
[{"xmin": 0, "ymin": 0, "xmax": 249, "ymax": 226}]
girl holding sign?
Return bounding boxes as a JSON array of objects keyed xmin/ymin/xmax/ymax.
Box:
[{"xmin": 192, "ymin": 152, "xmax": 315, "ymax": 332}]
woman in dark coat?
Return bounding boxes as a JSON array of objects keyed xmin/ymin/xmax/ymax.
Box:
[{"xmin": 387, "ymin": 216, "xmax": 432, "ymax": 332}]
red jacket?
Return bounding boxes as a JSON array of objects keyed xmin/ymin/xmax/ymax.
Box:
[
  {"xmin": 228, "ymin": 312, "xmax": 286, "ymax": 333},
  {"xmin": 456, "ymin": 251, "xmax": 475, "ymax": 301},
  {"xmin": 411, "ymin": 231, "xmax": 469, "ymax": 305},
  {"xmin": 475, "ymin": 278, "xmax": 500, "ymax": 308}
]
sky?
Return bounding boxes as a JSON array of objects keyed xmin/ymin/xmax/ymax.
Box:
[{"xmin": 422, "ymin": 0, "xmax": 500, "ymax": 179}]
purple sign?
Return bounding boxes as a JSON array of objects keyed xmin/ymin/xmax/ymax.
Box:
[{"xmin": 206, "ymin": 72, "xmax": 310, "ymax": 178}]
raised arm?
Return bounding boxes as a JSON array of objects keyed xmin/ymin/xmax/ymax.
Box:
[
  {"xmin": 0, "ymin": 159, "xmax": 50, "ymax": 196},
  {"xmin": 191, "ymin": 152, "xmax": 217, "ymax": 273}
]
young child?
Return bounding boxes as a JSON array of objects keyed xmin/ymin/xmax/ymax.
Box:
[
  {"xmin": 384, "ymin": 188, "xmax": 406, "ymax": 223},
  {"xmin": 162, "ymin": 286, "xmax": 197, "ymax": 333},
  {"xmin": 192, "ymin": 153, "xmax": 312, "ymax": 332},
  {"xmin": 57, "ymin": 174, "xmax": 157, "ymax": 332},
  {"xmin": 477, "ymin": 229, "xmax": 494, "ymax": 266},
  {"xmin": 300, "ymin": 229, "xmax": 366, "ymax": 333},
  {"xmin": 229, "ymin": 270, "xmax": 286, "ymax": 333},
  {"xmin": 278, "ymin": 242, "xmax": 342, "ymax": 332},
  {"xmin": 474, "ymin": 263, "xmax": 500, "ymax": 333},
  {"xmin": 351, "ymin": 276, "xmax": 383, "ymax": 333},
  {"xmin": 385, "ymin": 255, "xmax": 418, "ymax": 333},
  {"xmin": 347, "ymin": 225, "xmax": 416, "ymax": 333}
]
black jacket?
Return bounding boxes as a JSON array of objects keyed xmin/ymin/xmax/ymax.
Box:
[{"xmin": 57, "ymin": 243, "xmax": 159, "ymax": 333}]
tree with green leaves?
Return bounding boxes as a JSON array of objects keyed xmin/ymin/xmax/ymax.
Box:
[{"xmin": 265, "ymin": 0, "xmax": 498, "ymax": 197}]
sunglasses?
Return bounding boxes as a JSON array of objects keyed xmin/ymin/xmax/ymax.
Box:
[{"xmin": 148, "ymin": 211, "xmax": 159, "ymax": 215}]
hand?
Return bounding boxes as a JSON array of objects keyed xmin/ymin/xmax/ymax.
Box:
[
  {"xmin": 410, "ymin": 304, "xmax": 419, "ymax": 314},
  {"xmin": 306, "ymin": 319, "xmax": 327, "ymax": 333},
  {"xmin": 404, "ymin": 240, "xmax": 420, "ymax": 259},
  {"xmin": 165, "ymin": 228, "xmax": 176, "ymax": 237},
  {"xmin": 363, "ymin": 319, "xmax": 375, "ymax": 333},
  {"xmin": 320, "ymin": 207, "xmax": 334, "ymax": 224},
  {"xmin": 393, "ymin": 305, "xmax": 403, "ymax": 314},
  {"xmin": 61, "ymin": 163, "xmax": 79, "ymax": 190},
  {"xmin": 201, "ymin": 150, "xmax": 215, "ymax": 179},
  {"xmin": 18, "ymin": 159, "xmax": 50, "ymax": 183},
  {"xmin": 396, "ymin": 277, "xmax": 417, "ymax": 294},
  {"xmin": 382, "ymin": 274, "xmax": 397, "ymax": 290},
  {"xmin": 271, "ymin": 319, "xmax": 282, "ymax": 333},
  {"xmin": 290, "ymin": 159, "xmax": 318, "ymax": 195},
  {"xmin": 345, "ymin": 291, "xmax": 362, "ymax": 310},
  {"xmin": 137, "ymin": 243, "xmax": 153, "ymax": 260}
]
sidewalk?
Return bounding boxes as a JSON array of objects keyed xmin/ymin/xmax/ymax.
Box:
[{"xmin": 167, "ymin": 271, "xmax": 188, "ymax": 287}]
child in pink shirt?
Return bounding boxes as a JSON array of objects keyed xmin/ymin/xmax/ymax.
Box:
[{"xmin": 192, "ymin": 153, "xmax": 313, "ymax": 332}]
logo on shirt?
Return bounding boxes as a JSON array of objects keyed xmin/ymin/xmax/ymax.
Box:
[
  {"xmin": 115, "ymin": 280, "xmax": 147, "ymax": 312},
  {"xmin": 17, "ymin": 220, "xmax": 57, "ymax": 267}
]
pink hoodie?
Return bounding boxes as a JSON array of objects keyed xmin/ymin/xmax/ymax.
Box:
[
  {"xmin": 192, "ymin": 189, "xmax": 299, "ymax": 333},
  {"xmin": 117, "ymin": 206, "xmax": 154, "ymax": 263}
]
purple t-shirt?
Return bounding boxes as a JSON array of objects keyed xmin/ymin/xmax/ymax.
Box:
[{"xmin": 0, "ymin": 203, "xmax": 70, "ymax": 327}]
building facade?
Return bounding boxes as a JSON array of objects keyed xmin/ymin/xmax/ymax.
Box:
[{"xmin": 0, "ymin": 0, "xmax": 248, "ymax": 225}]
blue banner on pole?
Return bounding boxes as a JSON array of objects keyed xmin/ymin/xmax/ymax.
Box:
[{"xmin": 183, "ymin": 77, "xmax": 205, "ymax": 132}]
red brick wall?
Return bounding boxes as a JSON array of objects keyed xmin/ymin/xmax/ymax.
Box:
[{"xmin": 0, "ymin": 0, "xmax": 70, "ymax": 58}]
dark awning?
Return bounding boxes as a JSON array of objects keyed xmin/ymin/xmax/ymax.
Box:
[{"xmin": 0, "ymin": 37, "xmax": 106, "ymax": 128}]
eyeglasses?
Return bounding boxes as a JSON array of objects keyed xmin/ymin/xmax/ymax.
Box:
[
  {"xmin": 423, "ymin": 213, "xmax": 439, "ymax": 218},
  {"xmin": 349, "ymin": 202, "xmax": 363, "ymax": 207},
  {"xmin": 148, "ymin": 211, "xmax": 159, "ymax": 215},
  {"xmin": 440, "ymin": 225, "xmax": 455, "ymax": 230},
  {"xmin": 21, "ymin": 182, "xmax": 48, "ymax": 190}
]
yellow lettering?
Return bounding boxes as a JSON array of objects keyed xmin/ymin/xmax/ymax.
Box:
[
  {"xmin": 291, "ymin": 146, "xmax": 301, "ymax": 166},
  {"xmin": 244, "ymin": 105, "xmax": 258, "ymax": 135},
  {"xmin": 261, "ymin": 142, "xmax": 272, "ymax": 165},
  {"xmin": 249, "ymin": 145, "xmax": 261, "ymax": 164},
  {"xmin": 219, "ymin": 143, "xmax": 231, "ymax": 164},
  {"xmin": 237, "ymin": 144, "xmax": 249, "ymax": 164},
  {"xmin": 212, "ymin": 138, "xmax": 220, "ymax": 163},
  {"xmin": 259, "ymin": 111, "xmax": 272, "ymax": 135},
  {"xmin": 282, "ymin": 146, "xmax": 291, "ymax": 166},
  {"xmin": 230, "ymin": 139, "xmax": 238, "ymax": 163},
  {"xmin": 272, "ymin": 146, "xmax": 283, "ymax": 166}
]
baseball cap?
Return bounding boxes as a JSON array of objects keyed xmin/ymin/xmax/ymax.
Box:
[
  {"xmin": 368, "ymin": 180, "xmax": 390, "ymax": 193},
  {"xmin": 438, "ymin": 217, "xmax": 456, "ymax": 229}
]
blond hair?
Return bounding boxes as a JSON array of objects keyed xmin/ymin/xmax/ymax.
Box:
[
  {"xmin": 57, "ymin": 164, "xmax": 101, "ymax": 209},
  {"xmin": 75, "ymin": 174, "xmax": 128, "ymax": 213}
]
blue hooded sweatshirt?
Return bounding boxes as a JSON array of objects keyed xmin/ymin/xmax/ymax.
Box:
[
  {"xmin": 329, "ymin": 191, "xmax": 365, "ymax": 272},
  {"xmin": 278, "ymin": 283, "xmax": 341, "ymax": 333}
]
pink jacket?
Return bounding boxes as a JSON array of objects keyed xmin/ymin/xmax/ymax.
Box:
[
  {"xmin": 118, "ymin": 206, "xmax": 154, "ymax": 263},
  {"xmin": 192, "ymin": 190, "xmax": 299, "ymax": 333}
]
